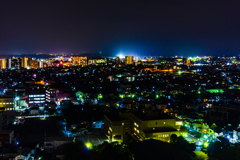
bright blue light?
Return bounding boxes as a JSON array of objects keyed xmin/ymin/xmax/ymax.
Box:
[{"xmin": 16, "ymin": 142, "xmax": 19, "ymax": 145}]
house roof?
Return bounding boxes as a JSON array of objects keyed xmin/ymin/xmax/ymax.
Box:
[
  {"xmin": 45, "ymin": 137, "xmax": 74, "ymax": 142},
  {"xmin": 18, "ymin": 147, "xmax": 31, "ymax": 156}
]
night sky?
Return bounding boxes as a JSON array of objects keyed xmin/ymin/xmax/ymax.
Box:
[{"xmin": 1, "ymin": 0, "xmax": 240, "ymax": 56}]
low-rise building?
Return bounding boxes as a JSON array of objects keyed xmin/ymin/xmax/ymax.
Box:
[
  {"xmin": 0, "ymin": 130, "xmax": 14, "ymax": 146},
  {"xmin": 104, "ymin": 111, "xmax": 183, "ymax": 142},
  {"xmin": 44, "ymin": 137, "xmax": 74, "ymax": 153}
]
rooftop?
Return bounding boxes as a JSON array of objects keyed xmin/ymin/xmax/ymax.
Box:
[
  {"xmin": 144, "ymin": 126, "xmax": 177, "ymax": 133},
  {"xmin": 0, "ymin": 130, "xmax": 14, "ymax": 134},
  {"xmin": 105, "ymin": 113, "xmax": 125, "ymax": 121},
  {"xmin": 45, "ymin": 137, "xmax": 74, "ymax": 142},
  {"xmin": 132, "ymin": 111, "xmax": 174, "ymax": 121}
]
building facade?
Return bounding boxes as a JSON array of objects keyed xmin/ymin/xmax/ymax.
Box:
[
  {"xmin": 125, "ymin": 56, "xmax": 134, "ymax": 65},
  {"xmin": 104, "ymin": 111, "xmax": 183, "ymax": 142}
]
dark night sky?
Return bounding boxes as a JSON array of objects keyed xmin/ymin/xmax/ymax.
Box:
[{"xmin": 0, "ymin": 0, "xmax": 240, "ymax": 56}]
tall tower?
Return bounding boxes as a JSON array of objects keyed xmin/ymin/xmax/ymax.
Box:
[
  {"xmin": 7, "ymin": 59, "xmax": 11, "ymax": 69},
  {"xmin": 29, "ymin": 59, "xmax": 38, "ymax": 69},
  {"xmin": 21, "ymin": 57, "xmax": 29, "ymax": 69},
  {"xmin": 186, "ymin": 59, "xmax": 191, "ymax": 66},
  {"xmin": 0, "ymin": 59, "xmax": 7, "ymax": 69},
  {"xmin": 38, "ymin": 60, "xmax": 44, "ymax": 68},
  {"xmin": 116, "ymin": 57, "xmax": 120, "ymax": 64},
  {"xmin": 125, "ymin": 56, "xmax": 134, "ymax": 65}
]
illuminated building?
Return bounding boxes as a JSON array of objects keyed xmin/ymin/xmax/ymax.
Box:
[
  {"xmin": 29, "ymin": 59, "xmax": 38, "ymax": 69},
  {"xmin": 26, "ymin": 85, "xmax": 45, "ymax": 106},
  {"xmin": 0, "ymin": 96, "xmax": 14, "ymax": 110},
  {"xmin": 134, "ymin": 60, "xmax": 142, "ymax": 66},
  {"xmin": 95, "ymin": 58, "xmax": 107, "ymax": 65},
  {"xmin": 21, "ymin": 57, "xmax": 29, "ymax": 69},
  {"xmin": 116, "ymin": 57, "xmax": 120, "ymax": 64},
  {"xmin": 125, "ymin": 56, "xmax": 134, "ymax": 65},
  {"xmin": 104, "ymin": 111, "xmax": 183, "ymax": 142},
  {"xmin": 186, "ymin": 59, "xmax": 191, "ymax": 65},
  {"xmin": 71, "ymin": 56, "xmax": 88, "ymax": 66},
  {"xmin": 38, "ymin": 60, "xmax": 44, "ymax": 68},
  {"xmin": 10, "ymin": 56, "xmax": 21, "ymax": 69},
  {"xmin": 7, "ymin": 59, "xmax": 11, "ymax": 68},
  {"xmin": 46, "ymin": 89, "xmax": 57, "ymax": 103},
  {"xmin": 0, "ymin": 59, "xmax": 7, "ymax": 69}
]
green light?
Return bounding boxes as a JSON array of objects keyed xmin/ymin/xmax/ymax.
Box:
[
  {"xmin": 85, "ymin": 142, "xmax": 93, "ymax": 149},
  {"xmin": 203, "ymin": 142, "xmax": 209, "ymax": 148},
  {"xmin": 198, "ymin": 91, "xmax": 201, "ymax": 94},
  {"xmin": 131, "ymin": 94, "xmax": 135, "ymax": 98},
  {"xmin": 204, "ymin": 135, "xmax": 208, "ymax": 139},
  {"xmin": 98, "ymin": 94, "xmax": 103, "ymax": 99},
  {"xmin": 156, "ymin": 95, "xmax": 159, "ymax": 98},
  {"xmin": 178, "ymin": 71, "xmax": 182, "ymax": 75},
  {"xmin": 206, "ymin": 89, "xmax": 224, "ymax": 94}
]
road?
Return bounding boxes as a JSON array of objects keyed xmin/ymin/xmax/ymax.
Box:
[{"xmin": 76, "ymin": 129, "xmax": 107, "ymax": 146}]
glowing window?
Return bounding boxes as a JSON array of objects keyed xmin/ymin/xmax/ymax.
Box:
[{"xmin": 175, "ymin": 122, "xmax": 183, "ymax": 125}]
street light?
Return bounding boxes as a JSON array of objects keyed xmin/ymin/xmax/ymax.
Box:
[{"xmin": 85, "ymin": 142, "xmax": 93, "ymax": 149}]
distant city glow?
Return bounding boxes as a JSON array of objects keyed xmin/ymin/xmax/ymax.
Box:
[{"xmin": 117, "ymin": 54, "xmax": 124, "ymax": 59}]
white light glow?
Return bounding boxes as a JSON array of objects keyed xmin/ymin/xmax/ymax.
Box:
[{"xmin": 117, "ymin": 54, "xmax": 124, "ymax": 59}]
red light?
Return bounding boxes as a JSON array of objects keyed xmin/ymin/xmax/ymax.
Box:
[{"xmin": 60, "ymin": 61, "xmax": 63, "ymax": 65}]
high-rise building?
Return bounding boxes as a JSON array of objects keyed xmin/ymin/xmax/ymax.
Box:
[
  {"xmin": 21, "ymin": 57, "xmax": 29, "ymax": 69},
  {"xmin": 0, "ymin": 59, "xmax": 7, "ymax": 69},
  {"xmin": 10, "ymin": 57, "xmax": 21, "ymax": 69},
  {"xmin": 116, "ymin": 57, "xmax": 120, "ymax": 64},
  {"xmin": 71, "ymin": 56, "xmax": 88, "ymax": 66},
  {"xmin": 186, "ymin": 59, "xmax": 191, "ymax": 66},
  {"xmin": 38, "ymin": 60, "xmax": 44, "ymax": 68},
  {"xmin": 7, "ymin": 59, "xmax": 11, "ymax": 69},
  {"xmin": 125, "ymin": 56, "xmax": 134, "ymax": 65},
  {"xmin": 29, "ymin": 59, "xmax": 38, "ymax": 69}
]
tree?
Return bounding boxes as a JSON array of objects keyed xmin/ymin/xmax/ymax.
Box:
[
  {"xmin": 65, "ymin": 140, "xmax": 86, "ymax": 160},
  {"xmin": 207, "ymin": 141, "xmax": 222, "ymax": 156},
  {"xmin": 170, "ymin": 134, "xmax": 178, "ymax": 144},
  {"xmin": 180, "ymin": 126, "xmax": 188, "ymax": 133},
  {"xmin": 89, "ymin": 142, "xmax": 131, "ymax": 160},
  {"xmin": 24, "ymin": 109, "xmax": 30, "ymax": 115}
]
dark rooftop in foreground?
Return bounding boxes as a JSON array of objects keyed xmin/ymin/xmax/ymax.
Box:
[
  {"xmin": 104, "ymin": 113, "xmax": 125, "ymax": 122},
  {"xmin": 133, "ymin": 139, "xmax": 193, "ymax": 160}
]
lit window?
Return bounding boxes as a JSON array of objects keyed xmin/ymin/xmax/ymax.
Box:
[
  {"xmin": 163, "ymin": 122, "xmax": 166, "ymax": 124},
  {"xmin": 175, "ymin": 122, "xmax": 182, "ymax": 125}
]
